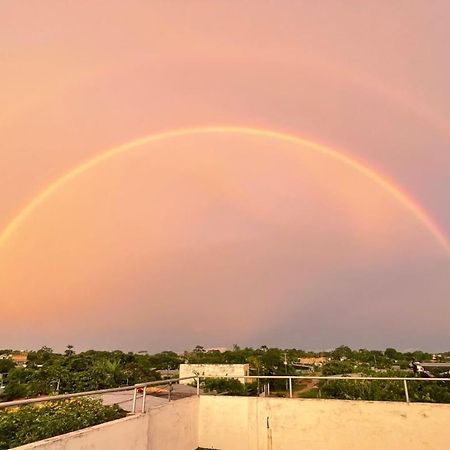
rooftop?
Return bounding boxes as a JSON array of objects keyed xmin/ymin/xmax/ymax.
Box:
[
  {"xmin": 4, "ymin": 375, "xmax": 450, "ymax": 450},
  {"xmin": 16, "ymin": 395, "xmax": 450, "ymax": 450}
]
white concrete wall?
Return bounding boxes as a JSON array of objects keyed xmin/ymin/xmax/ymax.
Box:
[
  {"xmin": 179, "ymin": 363, "xmax": 250, "ymax": 384},
  {"xmin": 18, "ymin": 414, "xmax": 149, "ymax": 450},
  {"xmin": 198, "ymin": 396, "xmax": 450, "ymax": 450},
  {"xmin": 17, "ymin": 397, "xmax": 198, "ymax": 450},
  {"xmin": 147, "ymin": 396, "xmax": 198, "ymax": 450},
  {"xmin": 16, "ymin": 395, "xmax": 450, "ymax": 450}
]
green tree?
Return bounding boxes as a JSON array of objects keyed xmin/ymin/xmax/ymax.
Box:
[
  {"xmin": 322, "ymin": 360, "xmax": 354, "ymax": 376},
  {"xmin": 384, "ymin": 348, "xmax": 398, "ymax": 359},
  {"xmin": 203, "ymin": 378, "xmax": 256, "ymax": 396},
  {"xmin": 0, "ymin": 359, "xmax": 15, "ymax": 374},
  {"xmin": 331, "ymin": 346, "xmax": 353, "ymax": 361},
  {"xmin": 193, "ymin": 345, "xmax": 205, "ymax": 354},
  {"xmin": 64, "ymin": 345, "xmax": 75, "ymax": 357}
]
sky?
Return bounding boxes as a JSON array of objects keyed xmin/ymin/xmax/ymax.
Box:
[{"xmin": 1, "ymin": 1, "xmax": 449, "ymax": 352}]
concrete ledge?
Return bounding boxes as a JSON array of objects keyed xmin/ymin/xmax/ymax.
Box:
[
  {"xmin": 198, "ymin": 396, "xmax": 450, "ymax": 450},
  {"xmin": 14, "ymin": 395, "xmax": 450, "ymax": 450},
  {"xmin": 17, "ymin": 413, "xmax": 149, "ymax": 450},
  {"xmin": 16, "ymin": 396, "xmax": 199, "ymax": 450}
]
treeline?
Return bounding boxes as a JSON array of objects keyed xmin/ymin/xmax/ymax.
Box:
[
  {"xmin": 184, "ymin": 345, "xmax": 446, "ymax": 373},
  {"xmin": 0, "ymin": 347, "xmax": 161, "ymax": 401},
  {"xmin": 1, "ymin": 345, "xmax": 449, "ymax": 402},
  {"xmin": 319, "ymin": 376, "xmax": 450, "ymax": 403}
]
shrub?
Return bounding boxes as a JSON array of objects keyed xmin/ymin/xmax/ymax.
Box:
[
  {"xmin": 319, "ymin": 378, "xmax": 450, "ymax": 403},
  {"xmin": 202, "ymin": 378, "xmax": 257, "ymax": 396},
  {"xmin": 0, "ymin": 398, "xmax": 126, "ymax": 449}
]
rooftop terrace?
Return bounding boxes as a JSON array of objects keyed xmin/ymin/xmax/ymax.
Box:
[{"xmin": 5, "ymin": 376, "xmax": 450, "ymax": 450}]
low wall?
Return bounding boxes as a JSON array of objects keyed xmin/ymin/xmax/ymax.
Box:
[
  {"xmin": 17, "ymin": 395, "xmax": 450, "ymax": 450},
  {"xmin": 147, "ymin": 396, "xmax": 198, "ymax": 450},
  {"xmin": 198, "ymin": 396, "xmax": 450, "ymax": 450},
  {"xmin": 18, "ymin": 414, "xmax": 149, "ymax": 450},
  {"xmin": 17, "ymin": 397, "xmax": 198, "ymax": 450}
]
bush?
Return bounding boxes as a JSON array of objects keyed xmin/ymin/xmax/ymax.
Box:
[
  {"xmin": 321, "ymin": 360, "xmax": 355, "ymax": 376},
  {"xmin": 0, "ymin": 398, "xmax": 126, "ymax": 449},
  {"xmin": 203, "ymin": 378, "xmax": 257, "ymax": 396},
  {"xmin": 319, "ymin": 378, "xmax": 450, "ymax": 403}
]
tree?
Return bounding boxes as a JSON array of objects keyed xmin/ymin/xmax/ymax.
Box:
[
  {"xmin": 322, "ymin": 360, "xmax": 354, "ymax": 376},
  {"xmin": 2, "ymin": 368, "xmax": 33, "ymax": 400},
  {"xmin": 384, "ymin": 348, "xmax": 400, "ymax": 360},
  {"xmin": 193, "ymin": 345, "xmax": 205, "ymax": 354},
  {"xmin": 202, "ymin": 378, "xmax": 256, "ymax": 396},
  {"xmin": 64, "ymin": 345, "xmax": 75, "ymax": 357},
  {"xmin": 247, "ymin": 356, "xmax": 262, "ymax": 393},
  {"xmin": 27, "ymin": 347, "xmax": 55, "ymax": 367},
  {"xmin": 0, "ymin": 359, "xmax": 15, "ymax": 374},
  {"xmin": 331, "ymin": 346, "xmax": 353, "ymax": 361}
]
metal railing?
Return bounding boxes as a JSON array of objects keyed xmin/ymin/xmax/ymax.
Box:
[
  {"xmin": 0, "ymin": 376, "xmax": 200, "ymax": 413},
  {"xmin": 131, "ymin": 376, "xmax": 200, "ymax": 413},
  {"xmin": 1, "ymin": 374, "xmax": 449, "ymax": 411},
  {"xmin": 199, "ymin": 375, "xmax": 450, "ymax": 404}
]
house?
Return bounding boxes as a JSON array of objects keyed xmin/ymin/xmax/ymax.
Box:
[
  {"xmin": 11, "ymin": 353, "xmax": 28, "ymax": 367},
  {"xmin": 298, "ymin": 357, "xmax": 329, "ymax": 366}
]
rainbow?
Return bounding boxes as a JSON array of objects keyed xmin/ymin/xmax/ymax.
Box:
[{"xmin": 0, "ymin": 126, "xmax": 449, "ymax": 253}]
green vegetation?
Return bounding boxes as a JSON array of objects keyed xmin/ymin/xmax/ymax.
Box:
[
  {"xmin": 1, "ymin": 346, "xmax": 161, "ymax": 402},
  {"xmin": 319, "ymin": 377, "xmax": 450, "ymax": 403},
  {"xmin": 1, "ymin": 344, "xmax": 449, "ymax": 404},
  {"xmin": 2, "ymin": 344, "xmax": 448, "ymax": 448},
  {"xmin": 0, "ymin": 398, "xmax": 126, "ymax": 449},
  {"xmin": 203, "ymin": 378, "xmax": 257, "ymax": 396}
]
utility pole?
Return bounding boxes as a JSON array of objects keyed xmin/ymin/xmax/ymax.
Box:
[{"xmin": 283, "ymin": 353, "xmax": 288, "ymax": 391}]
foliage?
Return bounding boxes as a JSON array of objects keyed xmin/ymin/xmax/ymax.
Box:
[
  {"xmin": 0, "ymin": 398, "xmax": 126, "ymax": 449},
  {"xmin": 202, "ymin": 378, "xmax": 257, "ymax": 396},
  {"xmin": 319, "ymin": 376, "xmax": 450, "ymax": 403},
  {"xmin": 1, "ymin": 348, "xmax": 161, "ymax": 402},
  {"xmin": 2, "ymin": 344, "xmax": 449, "ymax": 404},
  {"xmin": 321, "ymin": 360, "xmax": 355, "ymax": 376},
  {"xmin": 0, "ymin": 360, "xmax": 14, "ymax": 375}
]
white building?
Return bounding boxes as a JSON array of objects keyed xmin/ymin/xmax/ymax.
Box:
[{"xmin": 179, "ymin": 363, "xmax": 250, "ymax": 384}]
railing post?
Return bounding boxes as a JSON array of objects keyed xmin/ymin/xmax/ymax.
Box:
[
  {"xmin": 168, "ymin": 381, "xmax": 172, "ymax": 401},
  {"xmin": 196, "ymin": 376, "xmax": 200, "ymax": 396},
  {"xmin": 132, "ymin": 387, "xmax": 137, "ymax": 413},
  {"xmin": 289, "ymin": 377, "xmax": 293, "ymax": 398},
  {"xmin": 403, "ymin": 379, "xmax": 410, "ymax": 404},
  {"xmin": 141, "ymin": 386, "xmax": 147, "ymax": 413}
]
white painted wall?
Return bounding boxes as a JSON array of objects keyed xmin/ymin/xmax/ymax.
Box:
[
  {"xmin": 179, "ymin": 363, "xmax": 250, "ymax": 384},
  {"xmin": 198, "ymin": 396, "xmax": 450, "ymax": 450},
  {"xmin": 18, "ymin": 414, "xmax": 149, "ymax": 450},
  {"xmin": 18, "ymin": 397, "xmax": 198, "ymax": 450},
  {"xmin": 16, "ymin": 395, "xmax": 450, "ymax": 450},
  {"xmin": 147, "ymin": 396, "xmax": 198, "ymax": 450}
]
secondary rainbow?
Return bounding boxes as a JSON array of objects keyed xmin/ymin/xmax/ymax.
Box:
[{"xmin": 0, "ymin": 126, "xmax": 449, "ymax": 253}]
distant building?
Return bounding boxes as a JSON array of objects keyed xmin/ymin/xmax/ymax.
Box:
[
  {"xmin": 157, "ymin": 369, "xmax": 179, "ymax": 379},
  {"xmin": 298, "ymin": 357, "xmax": 329, "ymax": 366},
  {"xmin": 11, "ymin": 353, "xmax": 28, "ymax": 367},
  {"xmin": 179, "ymin": 364, "xmax": 250, "ymax": 384}
]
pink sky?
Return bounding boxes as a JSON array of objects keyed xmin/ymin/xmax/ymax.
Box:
[{"xmin": 1, "ymin": 1, "xmax": 449, "ymax": 352}]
